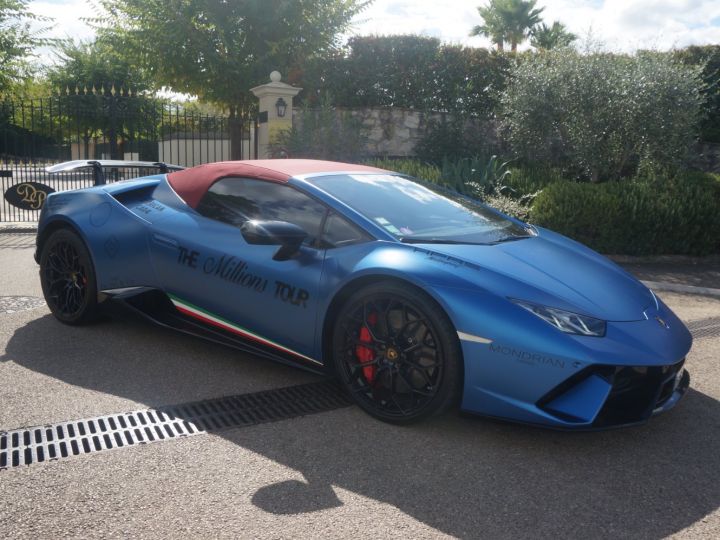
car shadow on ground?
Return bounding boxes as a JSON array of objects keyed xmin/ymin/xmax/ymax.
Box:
[{"xmin": 3, "ymin": 313, "xmax": 720, "ymax": 538}]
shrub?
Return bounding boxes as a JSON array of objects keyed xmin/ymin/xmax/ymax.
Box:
[
  {"xmin": 531, "ymin": 173, "xmax": 720, "ymax": 255},
  {"xmin": 502, "ymin": 50, "xmax": 705, "ymax": 182},
  {"xmin": 413, "ymin": 118, "xmax": 496, "ymax": 165},
  {"xmin": 483, "ymin": 192, "xmax": 533, "ymax": 221},
  {"xmin": 504, "ymin": 164, "xmax": 563, "ymax": 194}
]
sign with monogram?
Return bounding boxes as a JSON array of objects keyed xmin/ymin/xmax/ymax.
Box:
[{"xmin": 3, "ymin": 182, "xmax": 56, "ymax": 211}]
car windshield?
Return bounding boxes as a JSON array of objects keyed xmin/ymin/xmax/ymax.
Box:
[{"xmin": 307, "ymin": 173, "xmax": 534, "ymax": 244}]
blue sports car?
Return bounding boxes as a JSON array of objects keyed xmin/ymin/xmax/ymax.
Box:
[{"xmin": 35, "ymin": 159, "xmax": 691, "ymax": 428}]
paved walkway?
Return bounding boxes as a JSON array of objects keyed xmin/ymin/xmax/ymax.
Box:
[{"xmin": 615, "ymin": 256, "xmax": 720, "ymax": 298}]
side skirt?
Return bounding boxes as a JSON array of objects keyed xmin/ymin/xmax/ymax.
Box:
[{"xmin": 101, "ymin": 288, "xmax": 325, "ymax": 375}]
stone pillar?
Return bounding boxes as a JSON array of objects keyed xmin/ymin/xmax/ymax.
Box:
[{"xmin": 250, "ymin": 71, "xmax": 302, "ymax": 159}]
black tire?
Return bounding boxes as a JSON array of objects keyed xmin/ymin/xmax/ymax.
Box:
[
  {"xmin": 332, "ymin": 281, "xmax": 462, "ymax": 424},
  {"xmin": 39, "ymin": 228, "xmax": 99, "ymax": 325}
]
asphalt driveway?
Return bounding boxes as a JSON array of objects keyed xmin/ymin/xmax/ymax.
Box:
[{"xmin": 1, "ymin": 232, "xmax": 719, "ymax": 539}]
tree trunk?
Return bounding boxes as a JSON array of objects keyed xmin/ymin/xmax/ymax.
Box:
[
  {"xmin": 108, "ymin": 97, "xmax": 119, "ymax": 159},
  {"xmin": 228, "ymin": 106, "xmax": 244, "ymax": 160}
]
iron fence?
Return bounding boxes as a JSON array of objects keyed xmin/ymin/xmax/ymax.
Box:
[{"xmin": 1, "ymin": 95, "xmax": 258, "ymax": 222}]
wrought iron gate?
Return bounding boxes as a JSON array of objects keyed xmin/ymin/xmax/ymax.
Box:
[{"xmin": 1, "ymin": 95, "xmax": 258, "ymax": 222}]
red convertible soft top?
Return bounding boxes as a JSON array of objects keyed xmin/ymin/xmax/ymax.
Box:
[{"xmin": 167, "ymin": 159, "xmax": 387, "ymax": 208}]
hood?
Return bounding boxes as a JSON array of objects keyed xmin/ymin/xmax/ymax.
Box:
[{"xmin": 420, "ymin": 229, "xmax": 653, "ymax": 322}]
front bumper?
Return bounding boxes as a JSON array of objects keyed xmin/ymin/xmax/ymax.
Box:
[
  {"xmin": 537, "ymin": 360, "xmax": 690, "ymax": 429},
  {"xmin": 462, "ymin": 358, "xmax": 690, "ymax": 430}
]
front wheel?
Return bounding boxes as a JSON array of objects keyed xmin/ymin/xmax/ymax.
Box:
[
  {"xmin": 39, "ymin": 228, "xmax": 99, "ymax": 325},
  {"xmin": 332, "ymin": 282, "xmax": 462, "ymax": 423}
]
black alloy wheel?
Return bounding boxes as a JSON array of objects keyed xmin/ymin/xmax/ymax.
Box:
[
  {"xmin": 333, "ymin": 282, "xmax": 462, "ymax": 423},
  {"xmin": 40, "ymin": 229, "xmax": 99, "ymax": 325}
]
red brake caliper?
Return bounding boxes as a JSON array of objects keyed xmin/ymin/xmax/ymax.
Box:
[{"xmin": 356, "ymin": 312, "xmax": 377, "ymax": 383}]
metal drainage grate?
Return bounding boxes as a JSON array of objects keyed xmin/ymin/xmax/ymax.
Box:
[
  {"xmin": 688, "ymin": 316, "xmax": 720, "ymax": 341},
  {"xmin": 0, "ymin": 379, "xmax": 351, "ymax": 470}
]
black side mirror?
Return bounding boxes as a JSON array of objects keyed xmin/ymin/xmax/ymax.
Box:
[{"xmin": 240, "ymin": 220, "xmax": 308, "ymax": 261}]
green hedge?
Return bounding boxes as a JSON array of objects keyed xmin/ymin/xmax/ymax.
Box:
[
  {"xmin": 531, "ymin": 174, "xmax": 720, "ymax": 255},
  {"xmin": 295, "ymin": 36, "xmax": 512, "ymax": 117}
]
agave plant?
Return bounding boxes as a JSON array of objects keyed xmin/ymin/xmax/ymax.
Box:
[{"xmin": 441, "ymin": 155, "xmax": 514, "ymax": 195}]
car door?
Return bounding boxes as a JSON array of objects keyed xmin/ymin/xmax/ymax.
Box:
[{"xmin": 149, "ymin": 177, "xmax": 329, "ymax": 365}]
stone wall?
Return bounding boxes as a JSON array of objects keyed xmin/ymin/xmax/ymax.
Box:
[
  {"xmin": 292, "ymin": 106, "xmax": 720, "ymax": 171},
  {"xmin": 292, "ymin": 106, "xmax": 495, "ymax": 158},
  {"xmin": 349, "ymin": 107, "xmax": 445, "ymax": 156}
]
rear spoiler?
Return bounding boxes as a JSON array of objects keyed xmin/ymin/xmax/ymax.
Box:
[{"xmin": 46, "ymin": 160, "xmax": 185, "ymax": 186}]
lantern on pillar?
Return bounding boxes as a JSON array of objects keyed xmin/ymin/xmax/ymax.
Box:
[{"xmin": 275, "ymin": 98, "xmax": 288, "ymax": 118}]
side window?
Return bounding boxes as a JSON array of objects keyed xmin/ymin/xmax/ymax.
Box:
[
  {"xmin": 196, "ymin": 177, "xmax": 327, "ymax": 243},
  {"xmin": 321, "ymin": 212, "xmax": 370, "ymax": 248}
]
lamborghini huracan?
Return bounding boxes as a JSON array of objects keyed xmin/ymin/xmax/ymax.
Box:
[{"xmin": 35, "ymin": 159, "xmax": 692, "ymax": 428}]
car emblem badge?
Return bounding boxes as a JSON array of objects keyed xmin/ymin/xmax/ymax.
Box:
[{"xmin": 655, "ymin": 316, "xmax": 669, "ymax": 329}]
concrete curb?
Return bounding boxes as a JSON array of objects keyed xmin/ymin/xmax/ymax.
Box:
[
  {"xmin": 610, "ymin": 254, "xmax": 720, "ymax": 265},
  {"xmin": 641, "ymin": 280, "xmax": 720, "ymax": 299},
  {"xmin": 0, "ymin": 227, "xmax": 37, "ymax": 233}
]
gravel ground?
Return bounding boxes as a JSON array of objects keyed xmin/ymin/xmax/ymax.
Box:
[{"xmin": 1, "ymin": 234, "xmax": 719, "ymax": 539}]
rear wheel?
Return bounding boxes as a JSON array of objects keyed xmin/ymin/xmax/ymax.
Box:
[
  {"xmin": 332, "ymin": 282, "xmax": 462, "ymax": 423},
  {"xmin": 39, "ymin": 229, "xmax": 99, "ymax": 325}
]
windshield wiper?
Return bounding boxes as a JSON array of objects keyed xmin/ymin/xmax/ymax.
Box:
[
  {"xmin": 401, "ymin": 237, "xmax": 463, "ymax": 244},
  {"xmin": 401, "ymin": 234, "xmax": 533, "ymax": 245},
  {"xmin": 400, "ymin": 237, "xmax": 482, "ymax": 245},
  {"xmin": 489, "ymin": 235, "xmax": 532, "ymax": 244}
]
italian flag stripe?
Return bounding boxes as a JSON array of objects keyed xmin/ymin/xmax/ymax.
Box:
[{"xmin": 168, "ymin": 294, "xmax": 321, "ymax": 365}]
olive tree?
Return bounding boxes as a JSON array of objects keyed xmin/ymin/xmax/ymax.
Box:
[
  {"xmin": 96, "ymin": 0, "xmax": 372, "ymax": 158},
  {"xmin": 501, "ymin": 50, "xmax": 705, "ymax": 181}
]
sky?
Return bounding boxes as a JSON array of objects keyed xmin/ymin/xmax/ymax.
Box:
[{"xmin": 27, "ymin": 0, "xmax": 720, "ymax": 63}]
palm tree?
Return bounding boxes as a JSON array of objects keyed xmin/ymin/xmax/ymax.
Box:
[
  {"xmin": 470, "ymin": 0, "xmax": 545, "ymax": 52},
  {"xmin": 470, "ymin": 2, "xmax": 507, "ymax": 51},
  {"xmin": 531, "ymin": 21, "xmax": 577, "ymax": 50}
]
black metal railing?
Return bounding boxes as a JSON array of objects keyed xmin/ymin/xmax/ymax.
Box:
[{"xmin": 1, "ymin": 95, "xmax": 258, "ymax": 222}]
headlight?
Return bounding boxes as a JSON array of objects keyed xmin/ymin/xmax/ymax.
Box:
[{"xmin": 510, "ymin": 299, "xmax": 606, "ymax": 337}]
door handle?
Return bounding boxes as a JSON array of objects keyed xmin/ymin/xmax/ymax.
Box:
[{"xmin": 152, "ymin": 233, "xmax": 179, "ymax": 248}]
